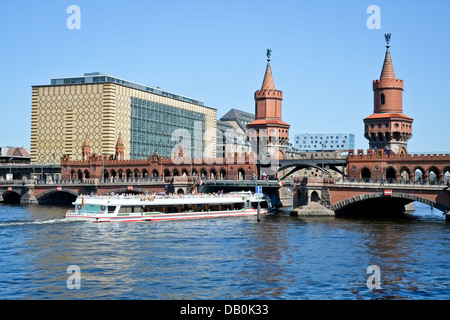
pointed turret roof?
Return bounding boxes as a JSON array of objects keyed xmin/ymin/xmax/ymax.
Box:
[
  {"xmin": 261, "ymin": 62, "xmax": 276, "ymax": 91},
  {"xmin": 82, "ymin": 136, "xmax": 90, "ymax": 147},
  {"xmin": 380, "ymin": 46, "xmax": 396, "ymax": 80},
  {"xmin": 116, "ymin": 133, "xmax": 124, "ymax": 147}
]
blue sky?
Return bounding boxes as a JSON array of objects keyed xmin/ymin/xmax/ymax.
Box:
[{"xmin": 0, "ymin": 0, "xmax": 449, "ymax": 153}]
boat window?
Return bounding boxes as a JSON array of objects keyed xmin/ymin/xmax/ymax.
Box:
[
  {"xmin": 119, "ymin": 206, "xmax": 132, "ymax": 213},
  {"xmin": 108, "ymin": 206, "xmax": 116, "ymax": 213}
]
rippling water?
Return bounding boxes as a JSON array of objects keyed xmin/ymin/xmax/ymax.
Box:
[{"xmin": 0, "ymin": 202, "xmax": 449, "ymax": 300}]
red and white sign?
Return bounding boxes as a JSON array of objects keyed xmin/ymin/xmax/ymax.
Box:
[
  {"xmin": 279, "ymin": 180, "xmax": 285, "ymax": 187},
  {"xmin": 384, "ymin": 190, "xmax": 392, "ymax": 196},
  {"xmin": 7, "ymin": 187, "xmax": 12, "ymax": 191},
  {"xmin": 127, "ymin": 186, "xmax": 133, "ymax": 191},
  {"xmin": 57, "ymin": 187, "xmax": 62, "ymax": 191}
]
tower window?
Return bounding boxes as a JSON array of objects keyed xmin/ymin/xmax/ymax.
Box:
[{"xmin": 380, "ymin": 93, "xmax": 386, "ymax": 105}]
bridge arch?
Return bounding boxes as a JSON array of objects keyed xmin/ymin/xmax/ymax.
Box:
[
  {"xmin": 0, "ymin": 190, "xmax": 21, "ymax": 204},
  {"xmin": 332, "ymin": 192, "xmax": 448, "ymax": 216},
  {"xmin": 36, "ymin": 188, "xmax": 79, "ymax": 205}
]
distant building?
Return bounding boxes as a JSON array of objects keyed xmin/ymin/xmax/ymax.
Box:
[
  {"xmin": 216, "ymin": 108, "xmax": 254, "ymax": 157},
  {"xmin": 31, "ymin": 72, "xmax": 217, "ymax": 163},
  {"xmin": 0, "ymin": 147, "xmax": 30, "ymax": 164},
  {"xmin": 293, "ymin": 133, "xmax": 355, "ymax": 152}
]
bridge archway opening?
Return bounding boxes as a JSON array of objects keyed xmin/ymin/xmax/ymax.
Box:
[
  {"xmin": 335, "ymin": 197, "xmax": 413, "ymax": 217},
  {"xmin": 237, "ymin": 168, "xmax": 245, "ymax": 180},
  {"xmin": 2, "ymin": 191, "xmax": 21, "ymax": 204},
  {"xmin": 126, "ymin": 169, "xmax": 132, "ymax": 180},
  {"xmin": 400, "ymin": 167, "xmax": 411, "ymax": 183},
  {"xmin": 103, "ymin": 170, "xmax": 109, "ymax": 181},
  {"xmin": 334, "ymin": 192, "xmax": 448, "ymax": 218},
  {"xmin": 210, "ymin": 169, "xmax": 217, "ymax": 180},
  {"xmin": 200, "ymin": 169, "xmax": 208, "ymax": 180},
  {"xmin": 361, "ymin": 167, "xmax": 371, "ymax": 180},
  {"xmin": 142, "ymin": 169, "xmax": 149, "ymax": 180},
  {"xmin": 428, "ymin": 167, "xmax": 440, "ymax": 185},
  {"xmin": 414, "ymin": 167, "xmax": 425, "ymax": 183},
  {"xmin": 38, "ymin": 191, "xmax": 78, "ymax": 205},
  {"xmin": 152, "ymin": 170, "xmax": 159, "ymax": 180},
  {"xmin": 311, "ymin": 191, "xmax": 321, "ymax": 203},
  {"xmin": 386, "ymin": 167, "xmax": 396, "ymax": 182},
  {"xmin": 220, "ymin": 169, "xmax": 227, "ymax": 180},
  {"xmin": 444, "ymin": 168, "xmax": 450, "ymax": 184}
]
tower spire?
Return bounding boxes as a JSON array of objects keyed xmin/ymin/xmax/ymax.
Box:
[
  {"xmin": 247, "ymin": 50, "xmax": 290, "ymax": 161},
  {"xmin": 380, "ymin": 33, "xmax": 396, "ymax": 80},
  {"xmin": 261, "ymin": 49, "xmax": 276, "ymax": 91},
  {"xmin": 363, "ymin": 33, "xmax": 413, "ymax": 155}
]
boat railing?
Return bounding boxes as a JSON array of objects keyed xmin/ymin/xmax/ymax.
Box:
[{"xmin": 76, "ymin": 192, "xmax": 257, "ymax": 202}]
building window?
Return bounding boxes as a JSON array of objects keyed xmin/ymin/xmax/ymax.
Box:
[{"xmin": 380, "ymin": 93, "xmax": 386, "ymax": 105}]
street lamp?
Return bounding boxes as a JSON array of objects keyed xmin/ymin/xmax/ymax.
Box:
[
  {"xmin": 321, "ymin": 143, "xmax": 326, "ymax": 177},
  {"xmin": 8, "ymin": 157, "xmax": 13, "ymax": 180},
  {"xmin": 41, "ymin": 156, "xmax": 44, "ymax": 183},
  {"xmin": 102, "ymin": 153, "xmax": 106, "ymax": 183}
]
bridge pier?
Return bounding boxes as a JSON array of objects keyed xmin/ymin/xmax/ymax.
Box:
[{"xmin": 20, "ymin": 186, "xmax": 38, "ymax": 204}]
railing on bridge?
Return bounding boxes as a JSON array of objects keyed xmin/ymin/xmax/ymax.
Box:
[
  {"xmin": 0, "ymin": 175, "xmax": 295, "ymax": 186},
  {"xmin": 332, "ymin": 177, "xmax": 450, "ymax": 188}
]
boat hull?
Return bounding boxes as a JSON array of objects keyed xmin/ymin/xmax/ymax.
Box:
[{"xmin": 64, "ymin": 208, "xmax": 267, "ymax": 223}]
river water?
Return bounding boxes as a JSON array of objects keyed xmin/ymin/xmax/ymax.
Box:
[{"xmin": 0, "ymin": 202, "xmax": 448, "ymax": 300}]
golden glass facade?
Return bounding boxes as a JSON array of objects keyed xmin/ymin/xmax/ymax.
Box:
[{"xmin": 31, "ymin": 75, "xmax": 217, "ymax": 164}]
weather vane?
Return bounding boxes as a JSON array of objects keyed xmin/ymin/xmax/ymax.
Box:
[
  {"xmin": 267, "ymin": 49, "xmax": 271, "ymax": 62},
  {"xmin": 384, "ymin": 33, "xmax": 391, "ymax": 47}
]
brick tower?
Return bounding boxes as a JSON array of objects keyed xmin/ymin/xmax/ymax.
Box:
[
  {"xmin": 364, "ymin": 34, "xmax": 413, "ymax": 155},
  {"xmin": 247, "ymin": 50, "xmax": 290, "ymax": 160},
  {"xmin": 115, "ymin": 133, "xmax": 125, "ymax": 160},
  {"xmin": 81, "ymin": 136, "xmax": 91, "ymax": 161}
]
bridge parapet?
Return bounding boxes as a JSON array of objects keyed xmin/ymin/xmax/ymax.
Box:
[{"xmin": 348, "ymin": 149, "xmax": 450, "ymax": 160}]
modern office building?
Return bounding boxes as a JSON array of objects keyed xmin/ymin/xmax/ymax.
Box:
[
  {"xmin": 31, "ymin": 72, "xmax": 217, "ymax": 163},
  {"xmin": 293, "ymin": 133, "xmax": 355, "ymax": 152}
]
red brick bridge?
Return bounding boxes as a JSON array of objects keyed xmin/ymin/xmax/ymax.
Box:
[{"xmin": 294, "ymin": 177, "xmax": 450, "ymax": 219}]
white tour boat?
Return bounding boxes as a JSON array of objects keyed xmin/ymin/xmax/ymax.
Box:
[{"xmin": 64, "ymin": 191, "xmax": 269, "ymax": 223}]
